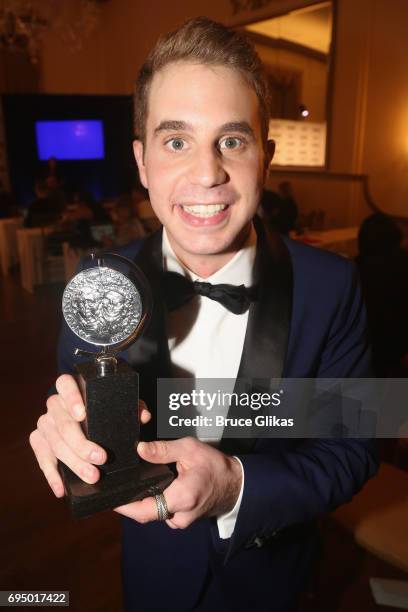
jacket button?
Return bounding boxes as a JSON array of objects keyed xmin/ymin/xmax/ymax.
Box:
[{"xmin": 253, "ymin": 536, "xmax": 264, "ymax": 548}]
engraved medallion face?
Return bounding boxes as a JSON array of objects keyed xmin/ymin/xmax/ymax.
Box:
[{"xmin": 62, "ymin": 267, "xmax": 142, "ymax": 346}]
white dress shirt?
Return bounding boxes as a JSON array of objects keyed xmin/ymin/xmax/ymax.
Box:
[{"xmin": 162, "ymin": 225, "xmax": 257, "ymax": 538}]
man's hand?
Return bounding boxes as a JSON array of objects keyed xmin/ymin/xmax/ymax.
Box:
[
  {"xmin": 29, "ymin": 374, "xmax": 151, "ymax": 497},
  {"xmin": 114, "ymin": 437, "xmax": 242, "ymax": 529}
]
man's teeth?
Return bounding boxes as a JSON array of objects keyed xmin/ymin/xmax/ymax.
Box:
[{"xmin": 181, "ymin": 204, "xmax": 228, "ymax": 217}]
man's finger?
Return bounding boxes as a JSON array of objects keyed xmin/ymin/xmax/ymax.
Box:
[
  {"xmin": 137, "ymin": 437, "xmax": 198, "ymax": 465},
  {"xmin": 55, "ymin": 374, "xmax": 86, "ymax": 421},
  {"xmin": 156, "ymin": 476, "xmax": 199, "ymax": 514},
  {"xmin": 140, "ymin": 409, "xmax": 151, "ymax": 425},
  {"xmin": 37, "ymin": 417, "xmax": 100, "ymax": 485},
  {"xmin": 114, "ymin": 480, "xmax": 185, "ymax": 522},
  {"xmin": 119, "ymin": 477, "xmax": 196, "ymax": 518},
  {"xmin": 47, "ymin": 396, "xmax": 106, "ymax": 464},
  {"xmin": 139, "ymin": 400, "xmax": 151, "ymax": 425},
  {"xmin": 114, "ymin": 496, "xmax": 158, "ymax": 523},
  {"xmin": 29, "ymin": 430, "xmax": 65, "ymax": 497},
  {"xmin": 57, "ymin": 415, "xmax": 107, "ymax": 464}
]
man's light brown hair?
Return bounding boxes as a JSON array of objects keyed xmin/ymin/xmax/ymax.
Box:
[{"xmin": 134, "ymin": 16, "xmax": 271, "ymax": 151}]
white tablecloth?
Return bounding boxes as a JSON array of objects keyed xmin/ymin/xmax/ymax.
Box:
[
  {"xmin": 63, "ymin": 242, "xmax": 91, "ymax": 282},
  {"xmin": 17, "ymin": 227, "xmax": 53, "ymax": 293},
  {"xmin": 0, "ymin": 217, "xmax": 23, "ymax": 275}
]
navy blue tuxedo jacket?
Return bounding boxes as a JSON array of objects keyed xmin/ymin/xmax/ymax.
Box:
[{"xmin": 57, "ymin": 222, "xmax": 378, "ymax": 612}]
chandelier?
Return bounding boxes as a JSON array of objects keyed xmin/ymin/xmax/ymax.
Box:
[{"xmin": 0, "ymin": 0, "xmax": 104, "ymax": 63}]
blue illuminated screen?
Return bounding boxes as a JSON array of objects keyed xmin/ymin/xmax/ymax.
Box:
[{"xmin": 35, "ymin": 120, "xmax": 105, "ymax": 160}]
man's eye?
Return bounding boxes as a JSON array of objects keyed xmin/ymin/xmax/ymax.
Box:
[
  {"xmin": 219, "ymin": 136, "xmax": 243, "ymax": 150},
  {"xmin": 166, "ymin": 138, "xmax": 185, "ymax": 151}
]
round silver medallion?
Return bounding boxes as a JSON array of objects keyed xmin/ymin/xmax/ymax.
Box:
[{"xmin": 62, "ymin": 266, "xmax": 142, "ymax": 346}]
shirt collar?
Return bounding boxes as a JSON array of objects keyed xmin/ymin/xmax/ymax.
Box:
[{"xmin": 162, "ymin": 224, "xmax": 257, "ymax": 286}]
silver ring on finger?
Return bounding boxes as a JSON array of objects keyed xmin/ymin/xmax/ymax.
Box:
[{"xmin": 154, "ymin": 492, "xmax": 169, "ymax": 521}]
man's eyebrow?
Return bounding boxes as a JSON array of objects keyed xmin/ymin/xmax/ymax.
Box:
[
  {"xmin": 154, "ymin": 120, "xmax": 193, "ymax": 134},
  {"xmin": 219, "ymin": 122, "xmax": 255, "ymax": 137},
  {"xmin": 154, "ymin": 120, "xmax": 255, "ymax": 138}
]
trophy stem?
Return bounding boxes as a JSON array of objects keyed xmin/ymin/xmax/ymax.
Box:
[{"xmin": 96, "ymin": 353, "xmax": 117, "ymax": 376}]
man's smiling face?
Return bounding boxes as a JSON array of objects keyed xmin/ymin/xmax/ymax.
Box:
[{"xmin": 133, "ymin": 62, "xmax": 272, "ymax": 270}]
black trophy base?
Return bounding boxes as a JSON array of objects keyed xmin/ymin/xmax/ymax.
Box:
[{"xmin": 59, "ymin": 460, "xmax": 174, "ymax": 519}]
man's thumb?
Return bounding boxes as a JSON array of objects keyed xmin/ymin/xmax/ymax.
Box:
[{"xmin": 137, "ymin": 439, "xmax": 179, "ymax": 463}]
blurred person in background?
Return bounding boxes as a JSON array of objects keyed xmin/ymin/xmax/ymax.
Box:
[
  {"xmin": 40, "ymin": 156, "xmax": 67, "ymax": 212},
  {"xmin": 62, "ymin": 190, "xmax": 93, "ymax": 224},
  {"xmin": 62, "ymin": 190, "xmax": 111, "ymax": 225},
  {"xmin": 260, "ymin": 181, "xmax": 298, "ymax": 235},
  {"xmin": 132, "ymin": 186, "xmax": 161, "ymax": 233},
  {"xmin": 0, "ymin": 180, "xmax": 18, "ymax": 218},
  {"xmin": 25, "ymin": 178, "xmax": 62, "ymax": 228},
  {"xmin": 57, "ymin": 190, "xmax": 112, "ymax": 250},
  {"xmin": 43, "ymin": 156, "xmax": 64, "ymax": 190},
  {"xmin": 113, "ymin": 193, "xmax": 146, "ymax": 246},
  {"xmin": 356, "ymin": 212, "xmax": 408, "ymax": 376}
]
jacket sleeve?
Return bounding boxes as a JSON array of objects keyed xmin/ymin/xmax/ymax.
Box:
[{"xmin": 228, "ymin": 262, "xmax": 379, "ymax": 558}]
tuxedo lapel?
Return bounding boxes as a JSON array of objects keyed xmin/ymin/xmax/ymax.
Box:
[
  {"xmin": 239, "ymin": 218, "xmax": 293, "ymax": 380},
  {"xmin": 220, "ymin": 218, "xmax": 293, "ymax": 455}
]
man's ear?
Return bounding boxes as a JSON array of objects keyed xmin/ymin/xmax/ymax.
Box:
[
  {"xmin": 133, "ymin": 140, "xmax": 148, "ymax": 189},
  {"xmin": 265, "ymin": 139, "xmax": 275, "ymax": 171}
]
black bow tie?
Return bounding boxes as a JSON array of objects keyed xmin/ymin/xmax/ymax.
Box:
[{"xmin": 162, "ymin": 271, "xmax": 258, "ymax": 315}]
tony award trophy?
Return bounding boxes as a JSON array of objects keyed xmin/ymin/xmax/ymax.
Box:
[{"xmin": 59, "ymin": 252, "xmax": 174, "ymax": 518}]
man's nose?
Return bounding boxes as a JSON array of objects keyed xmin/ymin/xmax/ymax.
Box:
[{"xmin": 187, "ymin": 147, "xmax": 227, "ymax": 187}]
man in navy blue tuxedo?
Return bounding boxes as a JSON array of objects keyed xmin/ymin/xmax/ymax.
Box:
[{"xmin": 30, "ymin": 17, "xmax": 378, "ymax": 612}]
